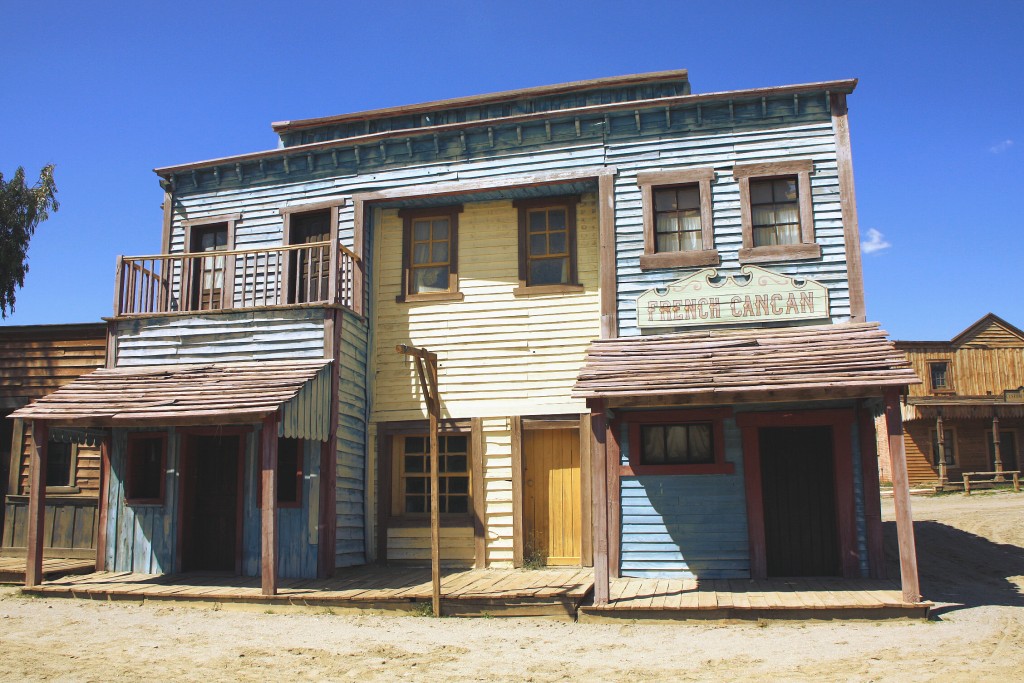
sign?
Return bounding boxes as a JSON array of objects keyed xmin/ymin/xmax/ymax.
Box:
[{"xmin": 636, "ymin": 265, "xmax": 830, "ymax": 329}]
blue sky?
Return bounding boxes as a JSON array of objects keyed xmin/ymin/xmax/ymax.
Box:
[{"xmin": 2, "ymin": 1, "xmax": 1021, "ymax": 339}]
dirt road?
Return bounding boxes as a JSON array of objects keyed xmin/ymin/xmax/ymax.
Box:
[{"xmin": 1, "ymin": 492, "xmax": 1021, "ymax": 681}]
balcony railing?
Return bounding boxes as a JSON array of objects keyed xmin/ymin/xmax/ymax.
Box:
[{"xmin": 115, "ymin": 241, "xmax": 362, "ymax": 317}]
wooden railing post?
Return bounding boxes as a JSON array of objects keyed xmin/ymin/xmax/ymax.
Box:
[
  {"xmin": 992, "ymin": 413, "xmax": 1004, "ymax": 482},
  {"xmin": 112, "ymin": 256, "xmax": 125, "ymax": 316},
  {"xmin": 25, "ymin": 420, "xmax": 49, "ymax": 587},
  {"xmin": 328, "ymin": 240, "xmax": 339, "ymax": 304},
  {"xmin": 935, "ymin": 413, "xmax": 947, "ymax": 488}
]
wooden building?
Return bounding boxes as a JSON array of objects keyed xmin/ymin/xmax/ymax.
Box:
[
  {"xmin": 12, "ymin": 69, "xmax": 923, "ymax": 609},
  {"xmin": 878, "ymin": 313, "xmax": 1024, "ymax": 486},
  {"xmin": 1, "ymin": 323, "xmax": 106, "ymax": 562}
]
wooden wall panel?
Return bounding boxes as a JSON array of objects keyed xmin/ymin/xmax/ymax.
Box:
[
  {"xmin": 902, "ymin": 347, "xmax": 1024, "ymax": 398},
  {"xmin": 336, "ymin": 309, "xmax": 368, "ymax": 567},
  {"xmin": 0, "ymin": 327, "xmax": 106, "ymax": 402}
]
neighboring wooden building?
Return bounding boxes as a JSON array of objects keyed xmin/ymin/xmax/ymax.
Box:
[
  {"xmin": 878, "ymin": 313, "xmax": 1024, "ymax": 486},
  {"xmin": 1, "ymin": 323, "xmax": 106, "ymax": 560},
  {"xmin": 13, "ymin": 70, "xmax": 923, "ymax": 606}
]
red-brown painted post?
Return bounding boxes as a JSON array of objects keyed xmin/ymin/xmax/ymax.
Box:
[
  {"xmin": 884, "ymin": 388, "xmax": 921, "ymax": 604},
  {"xmin": 261, "ymin": 414, "xmax": 279, "ymax": 596},
  {"xmin": 590, "ymin": 400, "xmax": 609, "ymax": 606},
  {"xmin": 25, "ymin": 420, "xmax": 49, "ymax": 587}
]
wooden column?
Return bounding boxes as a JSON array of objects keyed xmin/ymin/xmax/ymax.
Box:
[
  {"xmin": 590, "ymin": 401, "xmax": 610, "ymax": 606},
  {"xmin": 261, "ymin": 414, "xmax": 279, "ymax": 596},
  {"xmin": 25, "ymin": 420, "xmax": 49, "ymax": 587},
  {"xmin": 884, "ymin": 389, "xmax": 921, "ymax": 604},
  {"xmin": 992, "ymin": 414, "xmax": 1004, "ymax": 481},
  {"xmin": 935, "ymin": 412, "xmax": 947, "ymax": 487},
  {"xmin": 95, "ymin": 437, "xmax": 111, "ymax": 572}
]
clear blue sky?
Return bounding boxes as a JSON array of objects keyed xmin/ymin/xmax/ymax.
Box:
[{"xmin": 2, "ymin": 1, "xmax": 1021, "ymax": 339}]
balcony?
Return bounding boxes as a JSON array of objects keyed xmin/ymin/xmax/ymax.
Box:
[{"xmin": 114, "ymin": 241, "xmax": 362, "ymax": 317}]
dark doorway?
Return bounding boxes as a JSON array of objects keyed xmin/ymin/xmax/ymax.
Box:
[
  {"xmin": 759, "ymin": 426, "xmax": 840, "ymax": 577},
  {"xmin": 181, "ymin": 434, "xmax": 242, "ymax": 572}
]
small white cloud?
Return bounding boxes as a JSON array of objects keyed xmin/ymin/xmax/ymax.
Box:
[
  {"xmin": 990, "ymin": 139, "xmax": 1014, "ymax": 154},
  {"xmin": 862, "ymin": 228, "xmax": 891, "ymax": 255}
]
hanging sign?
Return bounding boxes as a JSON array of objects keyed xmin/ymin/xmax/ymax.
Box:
[{"xmin": 636, "ymin": 265, "xmax": 830, "ymax": 329}]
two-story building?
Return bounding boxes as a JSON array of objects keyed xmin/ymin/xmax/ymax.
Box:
[{"xmin": 12, "ymin": 69, "xmax": 924, "ymax": 612}]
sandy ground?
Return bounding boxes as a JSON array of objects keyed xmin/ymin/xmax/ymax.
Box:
[{"xmin": 0, "ymin": 492, "xmax": 1021, "ymax": 682}]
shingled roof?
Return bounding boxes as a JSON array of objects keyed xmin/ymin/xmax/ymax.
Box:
[
  {"xmin": 573, "ymin": 322, "xmax": 919, "ymax": 404},
  {"xmin": 10, "ymin": 359, "xmax": 332, "ymax": 432}
]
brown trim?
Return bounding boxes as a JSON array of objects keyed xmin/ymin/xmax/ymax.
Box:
[
  {"xmin": 375, "ymin": 430, "xmax": 393, "ymax": 563},
  {"xmin": 7, "ymin": 418, "xmax": 24, "ymax": 496},
  {"xmin": 182, "ymin": 214, "xmax": 238, "ymax": 312},
  {"xmin": 514, "ymin": 195, "xmax": 580, "ymax": 289},
  {"xmin": 735, "ymin": 160, "xmax": 818, "ymax": 264},
  {"xmin": 279, "ymin": 198, "xmax": 348, "ymax": 215},
  {"xmin": 831, "ymin": 93, "xmax": 866, "ymax": 322},
  {"xmin": 579, "ymin": 412, "xmax": 593, "ymax": 568},
  {"xmin": 95, "ymin": 437, "xmax": 110, "ymax": 572},
  {"xmin": 160, "ymin": 189, "xmax": 174, "ymax": 255},
  {"xmin": 598, "ymin": 173, "xmax": 618, "ymax": 339},
  {"xmin": 522, "ymin": 418, "xmax": 581, "ymax": 430},
  {"xmin": 282, "ymin": 201, "xmax": 341, "ymax": 307},
  {"xmin": 377, "ymin": 418, "xmax": 473, "ymax": 435},
  {"xmin": 858, "ymin": 403, "xmax": 886, "ymax": 579},
  {"xmin": 397, "ymin": 205, "xmax": 462, "ymax": 301},
  {"xmin": 351, "ymin": 199, "xmax": 365, "ymax": 316},
  {"xmin": 606, "ymin": 416, "xmax": 621, "ymax": 579},
  {"xmin": 590, "ymin": 401, "xmax": 609, "ymax": 605},
  {"xmin": 512, "ymin": 284, "xmax": 583, "ymax": 297},
  {"xmin": 470, "ymin": 417, "xmax": 485, "ymax": 568},
  {"xmin": 603, "ymin": 385, "xmax": 893, "ymax": 409},
  {"xmin": 158, "ymin": 79, "xmax": 857, "ymax": 176},
  {"xmin": 124, "ymin": 432, "xmax": 168, "ymax": 506},
  {"xmin": 735, "ymin": 408, "xmax": 859, "ymax": 579},
  {"xmin": 637, "ymin": 168, "xmax": 718, "ymax": 271},
  {"xmin": 400, "ymin": 291, "xmax": 466, "ymax": 303},
  {"xmin": 927, "ymin": 360, "xmax": 955, "ymax": 394},
  {"xmin": 510, "ymin": 415, "xmax": 523, "ymax": 567},
  {"xmin": 105, "ymin": 321, "xmax": 117, "ymax": 369},
  {"xmin": 884, "ymin": 387, "xmax": 921, "ymax": 603},
  {"xmin": 24, "ymin": 420, "xmax": 48, "ymax": 587},
  {"xmin": 260, "ymin": 414, "xmax": 278, "ymax": 595},
  {"xmin": 619, "ymin": 408, "xmax": 734, "ymax": 476}
]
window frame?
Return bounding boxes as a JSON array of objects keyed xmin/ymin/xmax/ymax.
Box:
[
  {"xmin": 281, "ymin": 199, "xmax": 344, "ymax": 305},
  {"xmin": 257, "ymin": 436, "xmax": 304, "ymax": 508},
  {"xmin": 390, "ymin": 431, "xmax": 472, "ymax": 520},
  {"xmin": 182, "ymin": 213, "xmax": 239, "ymax": 311},
  {"xmin": 513, "ymin": 196, "xmax": 583, "ymax": 295},
  {"xmin": 45, "ymin": 439, "xmax": 78, "ymax": 493},
  {"xmin": 733, "ymin": 160, "xmax": 820, "ymax": 263},
  {"xmin": 397, "ymin": 205, "xmax": 463, "ymax": 302},
  {"xmin": 930, "ymin": 426, "xmax": 958, "ymax": 467},
  {"xmin": 637, "ymin": 168, "xmax": 719, "ymax": 270},
  {"xmin": 928, "ymin": 360, "xmax": 954, "ymax": 394},
  {"xmin": 620, "ymin": 408, "xmax": 734, "ymax": 475},
  {"xmin": 125, "ymin": 432, "xmax": 168, "ymax": 506}
]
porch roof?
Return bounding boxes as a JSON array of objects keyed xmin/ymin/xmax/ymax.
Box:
[
  {"xmin": 902, "ymin": 396, "xmax": 1024, "ymax": 421},
  {"xmin": 572, "ymin": 322, "xmax": 920, "ymax": 405},
  {"xmin": 9, "ymin": 359, "xmax": 332, "ymax": 436}
]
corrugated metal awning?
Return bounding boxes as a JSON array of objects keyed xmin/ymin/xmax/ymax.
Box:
[
  {"xmin": 10, "ymin": 359, "xmax": 333, "ymax": 441},
  {"xmin": 573, "ymin": 322, "xmax": 920, "ymax": 405}
]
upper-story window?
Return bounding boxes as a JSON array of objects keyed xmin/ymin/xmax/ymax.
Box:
[
  {"xmin": 637, "ymin": 168, "xmax": 717, "ymax": 270},
  {"xmin": 734, "ymin": 160, "xmax": 821, "ymax": 264},
  {"xmin": 398, "ymin": 206, "xmax": 463, "ymax": 302},
  {"xmin": 929, "ymin": 361, "xmax": 953, "ymax": 393},
  {"xmin": 514, "ymin": 196, "xmax": 582, "ymax": 293},
  {"xmin": 286, "ymin": 209, "xmax": 332, "ymax": 304},
  {"xmin": 183, "ymin": 214, "xmax": 238, "ymax": 311}
]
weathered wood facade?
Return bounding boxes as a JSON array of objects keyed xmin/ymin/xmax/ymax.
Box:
[
  {"xmin": 1, "ymin": 323, "xmax": 106, "ymax": 560},
  {"xmin": 878, "ymin": 313, "xmax": 1024, "ymax": 486}
]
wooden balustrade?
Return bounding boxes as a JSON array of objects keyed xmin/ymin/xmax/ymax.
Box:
[{"xmin": 115, "ymin": 242, "xmax": 360, "ymax": 316}]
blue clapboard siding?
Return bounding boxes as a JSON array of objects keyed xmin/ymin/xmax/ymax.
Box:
[
  {"xmin": 106, "ymin": 428, "xmax": 179, "ymax": 574},
  {"xmin": 115, "ymin": 309, "xmax": 325, "ymax": 366},
  {"xmin": 336, "ymin": 308, "xmax": 368, "ymax": 567},
  {"xmin": 609, "ymin": 119, "xmax": 852, "ymax": 337},
  {"xmin": 241, "ymin": 430, "xmax": 319, "ymax": 579},
  {"xmin": 619, "ymin": 417, "xmax": 748, "ymax": 579}
]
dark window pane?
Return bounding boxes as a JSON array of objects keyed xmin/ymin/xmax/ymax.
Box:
[
  {"xmin": 529, "ymin": 258, "xmax": 568, "ymax": 285},
  {"xmin": 446, "ymin": 497, "xmax": 469, "ymax": 514},
  {"xmin": 46, "ymin": 442, "xmax": 73, "ymax": 487},
  {"xmin": 448, "ymin": 476, "xmax": 469, "ymax": 494},
  {"xmin": 412, "ymin": 243, "xmax": 430, "ymax": 264},
  {"xmin": 654, "ymin": 189, "xmax": 677, "ymax": 212},
  {"xmin": 529, "ymin": 233, "xmax": 547, "ymax": 256},
  {"xmin": 547, "ymin": 209, "xmax": 566, "ymax": 230},
  {"xmin": 641, "ymin": 426, "xmax": 665, "ymax": 464},
  {"xmin": 405, "ymin": 437, "xmax": 425, "ymax": 453},
  {"xmin": 444, "ymin": 454, "xmax": 468, "ymax": 474},
  {"xmin": 750, "ymin": 180, "xmax": 774, "ymax": 204},
  {"xmin": 445, "ymin": 435, "xmax": 468, "ymax": 452},
  {"xmin": 529, "ymin": 211, "xmax": 547, "ymax": 232},
  {"xmin": 405, "ymin": 496, "xmax": 426, "ymax": 514},
  {"xmin": 405, "ymin": 454, "xmax": 425, "ymax": 473},
  {"xmin": 413, "ymin": 220, "xmax": 430, "ymax": 240},
  {"xmin": 277, "ymin": 438, "xmax": 301, "ymax": 504},
  {"xmin": 549, "ymin": 231, "xmax": 567, "ymax": 255},
  {"xmin": 677, "ymin": 186, "xmax": 700, "ymax": 209},
  {"xmin": 775, "ymin": 178, "xmax": 798, "ymax": 202},
  {"xmin": 432, "ymin": 219, "xmax": 449, "ymax": 240},
  {"xmin": 406, "ymin": 477, "xmax": 426, "ymax": 494},
  {"xmin": 127, "ymin": 436, "xmax": 164, "ymax": 501}
]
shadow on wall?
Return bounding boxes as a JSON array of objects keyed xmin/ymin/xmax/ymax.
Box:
[{"xmin": 884, "ymin": 519, "xmax": 1024, "ymax": 616}]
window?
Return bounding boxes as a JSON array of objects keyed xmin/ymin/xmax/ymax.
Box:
[
  {"xmin": 126, "ymin": 433, "xmax": 167, "ymax": 504},
  {"xmin": 931, "ymin": 428, "xmax": 956, "ymax": 467},
  {"xmin": 623, "ymin": 408, "xmax": 733, "ymax": 475},
  {"xmin": 183, "ymin": 214, "xmax": 237, "ymax": 311},
  {"xmin": 395, "ymin": 434, "xmax": 470, "ymax": 515},
  {"xmin": 637, "ymin": 168, "xmax": 718, "ymax": 269},
  {"xmin": 46, "ymin": 441, "xmax": 74, "ymax": 488},
  {"xmin": 281, "ymin": 200, "xmax": 343, "ymax": 304},
  {"xmin": 514, "ymin": 197, "xmax": 582, "ymax": 293},
  {"xmin": 929, "ymin": 362, "xmax": 953, "ymax": 393},
  {"xmin": 734, "ymin": 160, "xmax": 820, "ymax": 263},
  {"xmin": 399, "ymin": 206, "xmax": 462, "ymax": 301},
  {"xmin": 277, "ymin": 437, "xmax": 303, "ymax": 507}
]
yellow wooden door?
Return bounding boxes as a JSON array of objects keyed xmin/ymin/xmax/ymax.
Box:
[{"xmin": 524, "ymin": 428, "xmax": 581, "ymax": 566}]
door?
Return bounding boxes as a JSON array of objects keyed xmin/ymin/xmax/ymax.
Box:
[
  {"xmin": 759, "ymin": 426, "xmax": 840, "ymax": 577},
  {"xmin": 181, "ymin": 435, "xmax": 241, "ymax": 572},
  {"xmin": 188, "ymin": 224, "xmax": 229, "ymax": 310},
  {"xmin": 989, "ymin": 430, "xmax": 1019, "ymax": 472},
  {"xmin": 288, "ymin": 210, "xmax": 331, "ymax": 303},
  {"xmin": 523, "ymin": 428, "xmax": 581, "ymax": 566}
]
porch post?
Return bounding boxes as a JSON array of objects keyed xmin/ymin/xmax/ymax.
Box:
[
  {"xmin": 590, "ymin": 400, "xmax": 610, "ymax": 606},
  {"xmin": 935, "ymin": 412, "xmax": 947, "ymax": 488},
  {"xmin": 884, "ymin": 389, "xmax": 921, "ymax": 603},
  {"xmin": 261, "ymin": 414, "xmax": 279, "ymax": 596},
  {"xmin": 992, "ymin": 413, "xmax": 1004, "ymax": 481},
  {"xmin": 25, "ymin": 420, "xmax": 49, "ymax": 587}
]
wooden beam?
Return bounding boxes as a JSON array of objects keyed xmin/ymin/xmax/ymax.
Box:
[
  {"xmin": 6, "ymin": 418, "xmax": 24, "ymax": 497},
  {"xmin": 606, "ymin": 417, "xmax": 621, "ymax": 579},
  {"xmin": 884, "ymin": 388, "xmax": 921, "ymax": 604},
  {"xmin": 471, "ymin": 417, "xmax": 486, "ymax": 568},
  {"xmin": 831, "ymin": 93, "xmax": 866, "ymax": 322},
  {"xmin": 858, "ymin": 403, "xmax": 886, "ymax": 579},
  {"xmin": 590, "ymin": 402, "xmax": 610, "ymax": 605},
  {"xmin": 579, "ymin": 412, "xmax": 593, "ymax": 568},
  {"xmin": 510, "ymin": 415, "xmax": 523, "ymax": 567},
  {"xmin": 598, "ymin": 173, "xmax": 618, "ymax": 340},
  {"xmin": 260, "ymin": 414, "xmax": 279, "ymax": 596},
  {"xmin": 95, "ymin": 437, "xmax": 111, "ymax": 572},
  {"xmin": 24, "ymin": 420, "xmax": 48, "ymax": 587}
]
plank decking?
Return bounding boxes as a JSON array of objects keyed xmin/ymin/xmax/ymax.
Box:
[{"xmin": 0, "ymin": 557, "xmax": 95, "ymax": 584}]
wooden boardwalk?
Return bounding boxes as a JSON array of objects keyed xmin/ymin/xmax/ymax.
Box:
[
  {"xmin": 0, "ymin": 557, "xmax": 95, "ymax": 584},
  {"xmin": 24, "ymin": 566, "xmax": 595, "ymax": 618},
  {"xmin": 578, "ymin": 577, "xmax": 930, "ymax": 621}
]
